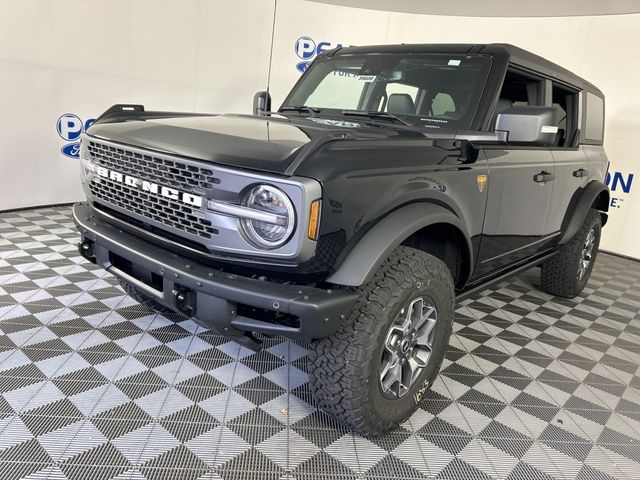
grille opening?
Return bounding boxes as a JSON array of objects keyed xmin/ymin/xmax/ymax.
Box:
[
  {"xmin": 88, "ymin": 141, "xmax": 221, "ymax": 191},
  {"xmin": 94, "ymin": 202, "xmax": 212, "ymax": 254},
  {"xmin": 87, "ymin": 140, "xmax": 220, "ymax": 241},
  {"xmin": 236, "ymin": 304, "xmax": 301, "ymax": 330},
  {"xmin": 109, "ymin": 252, "xmax": 164, "ymax": 292},
  {"xmin": 89, "ymin": 179, "xmax": 217, "ymax": 239}
]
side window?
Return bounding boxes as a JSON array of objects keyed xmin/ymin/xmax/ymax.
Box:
[
  {"xmin": 551, "ymin": 82, "xmax": 579, "ymax": 147},
  {"xmin": 497, "ymin": 69, "xmax": 543, "ymax": 112},
  {"xmin": 584, "ymin": 92, "xmax": 604, "ymax": 144}
]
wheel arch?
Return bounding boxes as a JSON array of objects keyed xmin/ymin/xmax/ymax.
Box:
[
  {"xmin": 326, "ymin": 203, "xmax": 473, "ymax": 287},
  {"xmin": 559, "ymin": 180, "xmax": 610, "ymax": 245}
]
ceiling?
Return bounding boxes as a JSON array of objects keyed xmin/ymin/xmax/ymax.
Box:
[{"xmin": 307, "ymin": 0, "xmax": 640, "ymax": 17}]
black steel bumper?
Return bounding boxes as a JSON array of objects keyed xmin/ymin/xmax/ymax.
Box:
[{"xmin": 73, "ymin": 202, "xmax": 357, "ymax": 350}]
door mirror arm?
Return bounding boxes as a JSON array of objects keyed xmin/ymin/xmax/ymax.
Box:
[{"xmin": 454, "ymin": 130, "xmax": 508, "ymax": 148}]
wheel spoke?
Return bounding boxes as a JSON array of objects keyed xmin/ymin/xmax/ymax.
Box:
[
  {"xmin": 385, "ymin": 328, "xmax": 403, "ymax": 351},
  {"xmin": 415, "ymin": 317, "xmax": 437, "ymax": 346},
  {"xmin": 405, "ymin": 357, "xmax": 419, "ymax": 384},
  {"xmin": 412, "ymin": 347, "xmax": 430, "ymax": 367},
  {"xmin": 414, "ymin": 305, "xmax": 435, "ymax": 330},
  {"xmin": 406, "ymin": 298, "xmax": 423, "ymax": 331},
  {"xmin": 381, "ymin": 358, "xmax": 402, "ymax": 393}
]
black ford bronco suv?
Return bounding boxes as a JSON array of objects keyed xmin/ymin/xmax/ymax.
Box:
[{"xmin": 74, "ymin": 43, "xmax": 610, "ymax": 435}]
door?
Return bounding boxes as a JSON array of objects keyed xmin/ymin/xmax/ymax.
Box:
[
  {"xmin": 474, "ymin": 148, "xmax": 557, "ymax": 277},
  {"xmin": 473, "ymin": 67, "xmax": 557, "ymax": 278},
  {"xmin": 547, "ymin": 85, "xmax": 606, "ymax": 234}
]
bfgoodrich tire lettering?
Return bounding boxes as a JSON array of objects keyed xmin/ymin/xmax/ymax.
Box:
[
  {"xmin": 308, "ymin": 246, "xmax": 455, "ymax": 436},
  {"xmin": 540, "ymin": 208, "xmax": 602, "ymax": 298}
]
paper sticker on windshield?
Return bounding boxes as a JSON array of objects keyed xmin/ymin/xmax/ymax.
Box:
[
  {"xmin": 356, "ymin": 75, "xmax": 377, "ymax": 82},
  {"xmin": 448, "ymin": 59, "xmax": 461, "ymax": 66}
]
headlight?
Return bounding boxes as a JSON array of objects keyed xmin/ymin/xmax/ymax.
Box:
[{"xmin": 240, "ymin": 185, "xmax": 295, "ymax": 248}]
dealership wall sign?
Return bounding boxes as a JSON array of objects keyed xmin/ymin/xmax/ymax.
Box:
[
  {"xmin": 294, "ymin": 36, "xmax": 347, "ymax": 72},
  {"xmin": 56, "ymin": 113, "xmax": 95, "ymax": 158},
  {"xmin": 605, "ymin": 170, "xmax": 634, "ymax": 209}
]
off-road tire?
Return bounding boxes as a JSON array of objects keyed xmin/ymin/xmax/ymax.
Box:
[
  {"xmin": 308, "ymin": 246, "xmax": 455, "ymax": 436},
  {"xmin": 540, "ymin": 209, "xmax": 602, "ymax": 298},
  {"xmin": 118, "ymin": 278, "xmax": 172, "ymax": 314}
]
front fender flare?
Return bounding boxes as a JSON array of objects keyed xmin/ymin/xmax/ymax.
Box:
[
  {"xmin": 559, "ymin": 180, "xmax": 610, "ymax": 245},
  {"xmin": 326, "ymin": 203, "xmax": 473, "ymax": 287}
]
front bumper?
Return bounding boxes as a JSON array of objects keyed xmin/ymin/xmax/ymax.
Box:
[{"xmin": 73, "ymin": 202, "xmax": 357, "ymax": 350}]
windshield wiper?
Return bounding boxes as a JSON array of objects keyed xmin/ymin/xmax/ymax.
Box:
[
  {"xmin": 279, "ymin": 105, "xmax": 321, "ymax": 116},
  {"xmin": 342, "ymin": 110, "xmax": 413, "ymax": 126}
]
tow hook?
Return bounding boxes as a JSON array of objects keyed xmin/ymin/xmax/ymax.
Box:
[
  {"xmin": 78, "ymin": 241, "xmax": 96, "ymax": 261},
  {"xmin": 172, "ymin": 288, "xmax": 196, "ymax": 316}
]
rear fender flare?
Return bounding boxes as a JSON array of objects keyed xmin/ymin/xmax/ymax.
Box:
[
  {"xmin": 559, "ymin": 180, "xmax": 609, "ymax": 245},
  {"xmin": 326, "ymin": 203, "xmax": 473, "ymax": 287}
]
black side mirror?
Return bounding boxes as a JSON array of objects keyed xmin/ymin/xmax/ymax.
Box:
[
  {"xmin": 495, "ymin": 106, "xmax": 559, "ymax": 146},
  {"xmin": 253, "ymin": 91, "xmax": 271, "ymax": 116}
]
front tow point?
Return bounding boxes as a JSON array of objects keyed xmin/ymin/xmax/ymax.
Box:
[
  {"xmin": 172, "ymin": 288, "xmax": 196, "ymax": 316},
  {"xmin": 78, "ymin": 241, "xmax": 96, "ymax": 261}
]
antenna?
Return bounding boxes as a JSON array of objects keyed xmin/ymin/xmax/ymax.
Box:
[{"xmin": 266, "ymin": 0, "xmax": 278, "ymax": 98}]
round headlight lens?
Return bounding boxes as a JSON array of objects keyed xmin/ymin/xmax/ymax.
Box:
[{"xmin": 241, "ymin": 185, "xmax": 295, "ymax": 248}]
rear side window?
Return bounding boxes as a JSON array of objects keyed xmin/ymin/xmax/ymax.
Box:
[
  {"xmin": 584, "ymin": 92, "xmax": 604, "ymax": 143},
  {"xmin": 551, "ymin": 82, "xmax": 579, "ymax": 148}
]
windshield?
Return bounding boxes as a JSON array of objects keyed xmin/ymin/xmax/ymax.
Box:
[{"xmin": 281, "ymin": 53, "xmax": 492, "ymax": 130}]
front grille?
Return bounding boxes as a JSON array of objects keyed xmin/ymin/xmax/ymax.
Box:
[
  {"xmin": 86, "ymin": 140, "xmax": 219, "ymax": 240},
  {"xmin": 89, "ymin": 178, "xmax": 218, "ymax": 239},
  {"xmin": 87, "ymin": 141, "xmax": 220, "ymax": 192}
]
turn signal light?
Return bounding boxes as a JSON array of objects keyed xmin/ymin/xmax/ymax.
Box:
[{"xmin": 308, "ymin": 200, "xmax": 321, "ymax": 240}]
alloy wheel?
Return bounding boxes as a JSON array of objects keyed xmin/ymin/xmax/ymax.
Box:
[
  {"xmin": 379, "ymin": 297, "xmax": 438, "ymax": 399},
  {"xmin": 577, "ymin": 229, "xmax": 596, "ymax": 280}
]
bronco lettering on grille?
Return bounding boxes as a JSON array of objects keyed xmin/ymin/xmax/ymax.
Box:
[{"xmin": 94, "ymin": 166, "xmax": 203, "ymax": 208}]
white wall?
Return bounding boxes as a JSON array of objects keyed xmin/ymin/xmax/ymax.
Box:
[
  {"xmin": 0, "ymin": 0, "xmax": 637, "ymax": 258},
  {"xmin": 0, "ymin": 0, "xmax": 274, "ymax": 211}
]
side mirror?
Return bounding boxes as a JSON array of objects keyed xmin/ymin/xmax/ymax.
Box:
[
  {"xmin": 253, "ymin": 91, "xmax": 271, "ymax": 116},
  {"xmin": 495, "ymin": 106, "xmax": 558, "ymax": 146}
]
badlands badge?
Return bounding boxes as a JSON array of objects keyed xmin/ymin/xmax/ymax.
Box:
[{"xmin": 477, "ymin": 174, "xmax": 488, "ymax": 193}]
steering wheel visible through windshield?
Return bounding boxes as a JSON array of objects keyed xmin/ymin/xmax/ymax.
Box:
[{"xmin": 280, "ymin": 52, "xmax": 492, "ymax": 130}]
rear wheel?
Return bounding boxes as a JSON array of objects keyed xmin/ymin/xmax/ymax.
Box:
[
  {"xmin": 540, "ymin": 209, "xmax": 601, "ymax": 298},
  {"xmin": 308, "ymin": 246, "xmax": 455, "ymax": 436}
]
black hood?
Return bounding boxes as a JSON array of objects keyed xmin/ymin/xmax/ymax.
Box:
[{"xmin": 86, "ymin": 113, "xmax": 421, "ymax": 176}]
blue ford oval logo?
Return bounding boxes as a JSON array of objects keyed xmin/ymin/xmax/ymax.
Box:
[
  {"xmin": 296, "ymin": 61, "xmax": 311, "ymax": 73},
  {"xmin": 61, "ymin": 142, "xmax": 81, "ymax": 158}
]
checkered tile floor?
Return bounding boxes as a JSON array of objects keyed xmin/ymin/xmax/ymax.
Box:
[{"xmin": 1, "ymin": 206, "xmax": 640, "ymax": 480}]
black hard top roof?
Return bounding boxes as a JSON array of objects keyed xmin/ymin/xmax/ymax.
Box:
[{"xmin": 331, "ymin": 43, "xmax": 602, "ymax": 95}]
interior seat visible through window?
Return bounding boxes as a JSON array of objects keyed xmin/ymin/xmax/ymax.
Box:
[{"xmin": 387, "ymin": 93, "xmax": 416, "ymax": 114}]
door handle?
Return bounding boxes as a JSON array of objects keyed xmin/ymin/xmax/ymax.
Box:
[
  {"xmin": 533, "ymin": 170, "xmax": 554, "ymax": 183},
  {"xmin": 573, "ymin": 168, "xmax": 588, "ymax": 178}
]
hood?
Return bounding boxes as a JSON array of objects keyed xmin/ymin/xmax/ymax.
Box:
[{"xmin": 86, "ymin": 113, "xmax": 411, "ymax": 176}]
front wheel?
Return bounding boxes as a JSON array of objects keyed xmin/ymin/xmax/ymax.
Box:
[
  {"xmin": 540, "ymin": 209, "xmax": 602, "ymax": 298},
  {"xmin": 308, "ymin": 246, "xmax": 455, "ymax": 436}
]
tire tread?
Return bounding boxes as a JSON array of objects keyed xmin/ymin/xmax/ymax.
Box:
[{"xmin": 308, "ymin": 246, "xmax": 454, "ymax": 436}]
